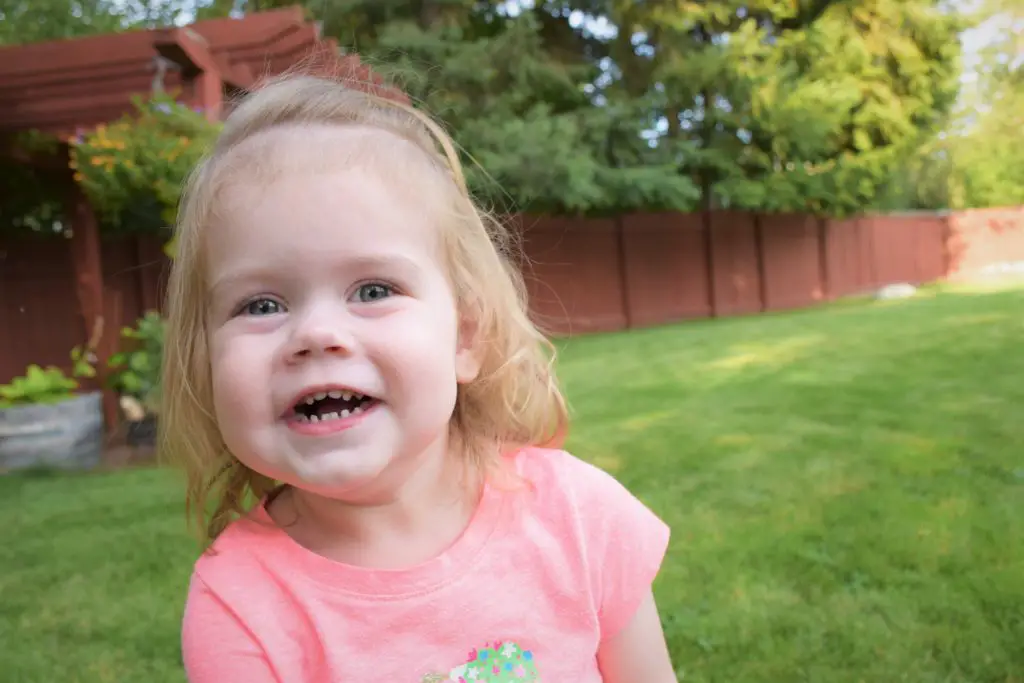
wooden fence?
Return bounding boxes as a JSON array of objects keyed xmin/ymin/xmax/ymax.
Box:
[
  {"xmin": 2, "ymin": 207, "xmax": 1023, "ymax": 384},
  {"xmin": 519, "ymin": 207, "xmax": 1024, "ymax": 334}
]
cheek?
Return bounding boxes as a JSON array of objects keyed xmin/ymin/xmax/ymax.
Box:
[
  {"xmin": 208, "ymin": 331, "xmax": 273, "ymax": 418},
  {"xmin": 372, "ymin": 310, "xmax": 461, "ymax": 393}
]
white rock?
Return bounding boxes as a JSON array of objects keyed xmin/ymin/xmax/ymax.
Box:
[{"xmin": 875, "ymin": 283, "xmax": 918, "ymax": 300}]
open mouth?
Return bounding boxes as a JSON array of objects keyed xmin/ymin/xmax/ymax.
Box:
[{"xmin": 290, "ymin": 389, "xmax": 378, "ymax": 423}]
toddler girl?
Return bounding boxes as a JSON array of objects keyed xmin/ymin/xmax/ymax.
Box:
[{"xmin": 162, "ymin": 72, "xmax": 676, "ymax": 683}]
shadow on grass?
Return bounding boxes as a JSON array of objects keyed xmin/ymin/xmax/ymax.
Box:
[{"xmin": 3, "ymin": 464, "xmax": 68, "ymax": 480}]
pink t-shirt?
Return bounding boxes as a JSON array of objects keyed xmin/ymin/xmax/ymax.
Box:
[{"xmin": 181, "ymin": 447, "xmax": 670, "ymax": 682}]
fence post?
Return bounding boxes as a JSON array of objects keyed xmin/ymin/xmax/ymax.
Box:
[
  {"xmin": 818, "ymin": 217, "xmax": 831, "ymax": 301},
  {"xmin": 703, "ymin": 210, "xmax": 717, "ymax": 317},
  {"xmin": 753, "ymin": 213, "xmax": 768, "ymax": 312},
  {"xmin": 940, "ymin": 211, "xmax": 954, "ymax": 278},
  {"xmin": 616, "ymin": 215, "xmax": 633, "ymax": 329}
]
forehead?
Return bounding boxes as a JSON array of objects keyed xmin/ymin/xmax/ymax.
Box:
[{"xmin": 206, "ymin": 125, "xmax": 451, "ymax": 275}]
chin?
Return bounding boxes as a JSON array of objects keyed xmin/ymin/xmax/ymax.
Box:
[{"xmin": 279, "ymin": 452, "xmax": 392, "ymax": 494}]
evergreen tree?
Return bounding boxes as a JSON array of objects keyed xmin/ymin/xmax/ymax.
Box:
[{"xmin": 198, "ymin": 0, "xmax": 700, "ymax": 213}]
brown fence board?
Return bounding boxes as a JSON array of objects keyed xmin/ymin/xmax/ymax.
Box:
[
  {"xmin": 0, "ymin": 235, "xmax": 82, "ymax": 381},
  {"xmin": 947, "ymin": 207, "xmax": 1024, "ymax": 277},
  {"xmin": 760, "ymin": 213, "xmax": 824, "ymax": 312},
  {"xmin": 620, "ymin": 212, "xmax": 711, "ymax": 327},
  {"xmin": 708, "ymin": 211, "xmax": 762, "ymax": 317},
  {"xmin": 519, "ymin": 216, "xmax": 627, "ymax": 335}
]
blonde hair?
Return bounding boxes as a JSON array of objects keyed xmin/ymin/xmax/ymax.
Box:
[{"xmin": 160, "ymin": 72, "xmax": 568, "ymax": 546}]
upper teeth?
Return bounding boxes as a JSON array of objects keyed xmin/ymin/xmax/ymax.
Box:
[{"xmin": 303, "ymin": 390, "xmax": 360, "ymax": 404}]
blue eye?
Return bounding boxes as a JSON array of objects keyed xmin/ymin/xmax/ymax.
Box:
[
  {"xmin": 355, "ymin": 283, "xmax": 394, "ymax": 303},
  {"xmin": 242, "ymin": 298, "xmax": 283, "ymax": 316}
]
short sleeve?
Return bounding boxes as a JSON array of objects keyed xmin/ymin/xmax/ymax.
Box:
[
  {"xmin": 564, "ymin": 454, "xmax": 671, "ymax": 642},
  {"xmin": 181, "ymin": 572, "xmax": 281, "ymax": 683}
]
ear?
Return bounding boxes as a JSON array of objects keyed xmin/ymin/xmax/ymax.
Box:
[{"xmin": 454, "ymin": 309, "xmax": 483, "ymax": 384}]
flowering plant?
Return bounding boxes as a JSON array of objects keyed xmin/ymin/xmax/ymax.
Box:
[{"xmin": 69, "ymin": 93, "xmax": 221, "ymax": 237}]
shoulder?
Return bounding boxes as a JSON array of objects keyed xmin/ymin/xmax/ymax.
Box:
[
  {"xmin": 189, "ymin": 503, "xmax": 294, "ymax": 605},
  {"xmin": 508, "ymin": 447, "xmax": 671, "ymax": 641},
  {"xmin": 183, "ymin": 505, "xmax": 310, "ymax": 642},
  {"xmin": 512, "ymin": 446, "xmax": 617, "ymax": 489},
  {"xmin": 181, "ymin": 507, "xmax": 318, "ymax": 682},
  {"xmin": 513, "ymin": 446, "xmax": 662, "ymax": 520}
]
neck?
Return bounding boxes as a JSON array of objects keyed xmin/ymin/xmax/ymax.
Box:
[{"xmin": 274, "ymin": 432, "xmax": 483, "ymax": 569}]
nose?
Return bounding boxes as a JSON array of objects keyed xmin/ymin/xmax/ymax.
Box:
[{"xmin": 284, "ymin": 309, "xmax": 354, "ymax": 363}]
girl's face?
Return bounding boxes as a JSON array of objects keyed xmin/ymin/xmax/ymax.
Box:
[{"xmin": 203, "ymin": 127, "xmax": 481, "ymax": 503}]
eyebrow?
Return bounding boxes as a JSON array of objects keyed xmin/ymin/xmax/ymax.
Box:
[
  {"xmin": 342, "ymin": 253, "xmax": 424, "ymax": 275},
  {"xmin": 207, "ymin": 253, "xmax": 425, "ymax": 300}
]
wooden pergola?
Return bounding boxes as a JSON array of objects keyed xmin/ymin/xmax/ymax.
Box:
[{"xmin": 0, "ymin": 6, "xmax": 406, "ymax": 427}]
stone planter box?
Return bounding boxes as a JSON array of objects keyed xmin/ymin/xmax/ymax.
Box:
[{"xmin": 0, "ymin": 391, "xmax": 104, "ymax": 472}]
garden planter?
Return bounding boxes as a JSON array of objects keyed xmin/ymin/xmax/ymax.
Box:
[{"xmin": 0, "ymin": 391, "xmax": 104, "ymax": 472}]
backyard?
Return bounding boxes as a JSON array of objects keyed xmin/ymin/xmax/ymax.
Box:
[{"xmin": 1, "ymin": 283, "xmax": 1022, "ymax": 683}]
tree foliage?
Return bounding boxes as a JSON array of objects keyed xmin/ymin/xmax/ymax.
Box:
[
  {"xmin": 0, "ymin": 0, "xmax": 1001, "ymax": 218},
  {"xmin": 601, "ymin": 0, "xmax": 966, "ymax": 214},
  {"xmin": 0, "ymin": 0, "xmax": 191, "ymax": 45},
  {"xmin": 205, "ymin": 0, "xmax": 967, "ymax": 216},
  {"xmin": 69, "ymin": 95, "xmax": 221, "ymax": 231},
  {"xmin": 877, "ymin": 0, "xmax": 1023, "ymax": 210},
  {"xmin": 0, "ymin": 0, "xmax": 123, "ymax": 44}
]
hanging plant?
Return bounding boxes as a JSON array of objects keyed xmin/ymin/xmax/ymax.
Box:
[{"xmin": 69, "ymin": 93, "xmax": 221, "ymax": 239}]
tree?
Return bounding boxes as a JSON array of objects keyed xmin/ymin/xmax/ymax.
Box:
[
  {"xmin": 0, "ymin": 0, "xmax": 976, "ymax": 216},
  {"xmin": 949, "ymin": 0, "xmax": 1024, "ymax": 208},
  {"xmin": 194, "ymin": 0, "xmax": 700, "ymax": 214},
  {"xmin": 0, "ymin": 0, "xmax": 200, "ymax": 44},
  {"xmin": 0, "ymin": 0, "xmax": 125, "ymax": 44},
  {"xmin": 598, "ymin": 0, "xmax": 966, "ymax": 215},
  {"xmin": 877, "ymin": 0, "xmax": 1022, "ymax": 210}
]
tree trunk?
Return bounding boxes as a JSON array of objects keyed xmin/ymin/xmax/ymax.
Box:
[{"xmin": 419, "ymin": 0, "xmax": 441, "ymax": 29}]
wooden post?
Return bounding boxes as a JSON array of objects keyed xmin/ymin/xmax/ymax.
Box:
[
  {"xmin": 67, "ymin": 180, "xmax": 119, "ymax": 433},
  {"xmin": 194, "ymin": 69, "xmax": 224, "ymax": 122}
]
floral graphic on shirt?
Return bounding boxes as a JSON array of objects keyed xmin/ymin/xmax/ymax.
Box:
[{"xmin": 420, "ymin": 640, "xmax": 541, "ymax": 682}]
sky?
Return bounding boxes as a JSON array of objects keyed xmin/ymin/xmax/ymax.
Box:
[{"xmin": 959, "ymin": 9, "xmax": 1014, "ymax": 85}]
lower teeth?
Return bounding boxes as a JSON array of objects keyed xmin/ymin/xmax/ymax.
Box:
[{"xmin": 300, "ymin": 403, "xmax": 367, "ymax": 423}]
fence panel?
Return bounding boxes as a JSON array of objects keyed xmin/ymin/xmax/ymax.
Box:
[
  {"xmin": 0, "ymin": 236, "xmax": 82, "ymax": 382},
  {"xmin": 620, "ymin": 212, "xmax": 711, "ymax": 327},
  {"xmin": 708, "ymin": 211, "xmax": 763, "ymax": 316},
  {"xmin": 823, "ymin": 218, "xmax": 869, "ymax": 299},
  {"xmin": 519, "ymin": 215, "xmax": 627, "ymax": 334},
  {"xmin": 947, "ymin": 207, "xmax": 1024, "ymax": 277},
  {"xmin": 760, "ymin": 213, "xmax": 824, "ymax": 311}
]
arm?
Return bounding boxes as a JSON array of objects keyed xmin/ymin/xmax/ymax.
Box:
[
  {"xmin": 181, "ymin": 573, "xmax": 281, "ymax": 683},
  {"xmin": 596, "ymin": 588, "xmax": 678, "ymax": 683}
]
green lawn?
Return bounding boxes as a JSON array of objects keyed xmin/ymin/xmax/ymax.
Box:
[{"xmin": 2, "ymin": 284, "xmax": 1022, "ymax": 683}]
